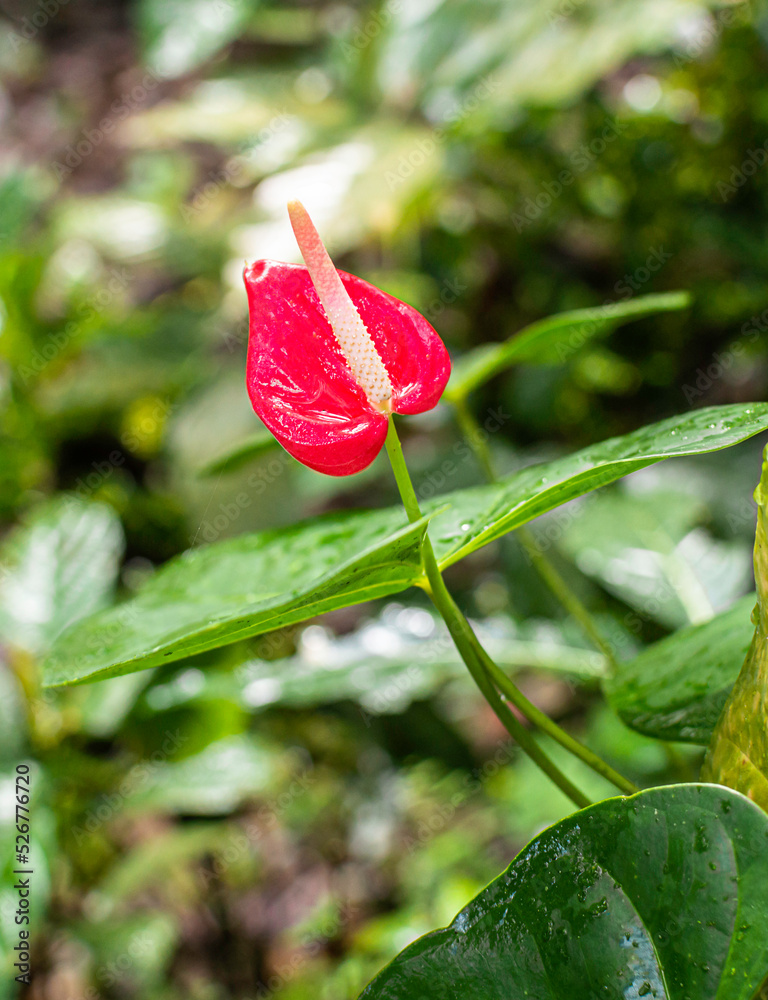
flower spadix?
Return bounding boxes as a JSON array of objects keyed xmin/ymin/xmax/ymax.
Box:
[{"xmin": 243, "ymin": 201, "xmax": 451, "ymax": 475}]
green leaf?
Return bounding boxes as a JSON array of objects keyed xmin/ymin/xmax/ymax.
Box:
[
  {"xmin": 445, "ymin": 291, "xmax": 690, "ymax": 401},
  {"xmin": 122, "ymin": 734, "xmax": 281, "ymax": 815},
  {"xmin": 0, "ymin": 497, "xmax": 124, "ymax": 655},
  {"xmin": 703, "ymin": 448, "xmax": 768, "ymax": 810},
  {"xmin": 233, "ymin": 618, "xmax": 606, "ymax": 714},
  {"xmin": 43, "ymin": 510, "xmax": 429, "ymax": 686},
  {"xmin": 431, "ymin": 403, "xmax": 768, "ymax": 569},
  {"xmin": 607, "ymin": 595, "xmax": 755, "ymax": 745},
  {"xmin": 359, "ymin": 784, "xmax": 768, "ymax": 1000},
  {"xmin": 142, "ymin": 610, "xmax": 606, "ymax": 719},
  {"xmin": 555, "ymin": 486, "xmax": 748, "ymax": 629},
  {"xmin": 197, "ymin": 431, "xmax": 281, "ymax": 477},
  {"xmin": 137, "ymin": 0, "xmax": 260, "ymax": 77},
  {"xmin": 45, "ymin": 403, "xmax": 768, "ymax": 687}
]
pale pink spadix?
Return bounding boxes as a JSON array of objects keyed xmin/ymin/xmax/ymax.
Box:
[
  {"xmin": 287, "ymin": 200, "xmax": 393, "ymax": 412},
  {"xmin": 243, "ymin": 201, "xmax": 451, "ymax": 476}
]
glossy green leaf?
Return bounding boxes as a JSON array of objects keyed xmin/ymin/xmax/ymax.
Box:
[
  {"xmin": 431, "ymin": 403, "xmax": 768, "ymax": 569},
  {"xmin": 45, "ymin": 403, "xmax": 768, "ymax": 687},
  {"xmin": 445, "ymin": 291, "xmax": 690, "ymax": 400},
  {"xmin": 607, "ymin": 595, "xmax": 755, "ymax": 745},
  {"xmin": 359, "ymin": 784, "xmax": 768, "ymax": 1000},
  {"xmin": 0, "ymin": 497, "xmax": 124, "ymax": 655},
  {"xmin": 43, "ymin": 510, "xmax": 429, "ymax": 686}
]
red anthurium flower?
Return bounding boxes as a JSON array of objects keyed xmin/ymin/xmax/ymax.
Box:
[{"xmin": 243, "ymin": 201, "xmax": 451, "ymax": 476}]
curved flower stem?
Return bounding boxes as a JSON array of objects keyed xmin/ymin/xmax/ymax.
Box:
[
  {"xmin": 385, "ymin": 419, "xmax": 591, "ymax": 809},
  {"xmin": 452, "ymin": 396, "xmax": 618, "ymax": 673}
]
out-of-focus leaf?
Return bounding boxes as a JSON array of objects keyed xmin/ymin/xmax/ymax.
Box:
[
  {"xmin": 360, "ymin": 784, "xmax": 768, "ymax": 1000},
  {"xmin": 0, "ymin": 497, "xmax": 124, "ymax": 655},
  {"xmin": 378, "ymin": 0, "xmax": 722, "ymax": 123},
  {"xmin": 234, "ymin": 618, "xmax": 606, "ymax": 715},
  {"xmin": 556, "ymin": 487, "xmax": 750, "ymax": 629},
  {"xmin": 73, "ymin": 914, "xmax": 178, "ymax": 996},
  {"xmin": 95, "ymin": 827, "xmax": 232, "ymax": 905},
  {"xmin": 142, "ymin": 607, "xmax": 606, "ymax": 718},
  {"xmin": 446, "ymin": 292, "xmax": 690, "ymax": 400},
  {"xmin": 75, "ymin": 672, "xmax": 157, "ymax": 739},
  {"xmin": 198, "ymin": 430, "xmax": 281, "ymax": 477},
  {"xmin": 606, "ymin": 594, "xmax": 755, "ymax": 745},
  {"xmin": 0, "ymin": 662, "xmax": 26, "ymax": 763},
  {"xmin": 137, "ymin": 0, "xmax": 261, "ymax": 78},
  {"xmin": 43, "ymin": 510, "xmax": 430, "ymax": 687},
  {"xmin": 124, "ymin": 735, "xmax": 283, "ymax": 815}
]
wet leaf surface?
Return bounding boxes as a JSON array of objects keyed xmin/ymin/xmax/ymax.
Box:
[{"xmin": 360, "ymin": 784, "xmax": 768, "ymax": 1000}]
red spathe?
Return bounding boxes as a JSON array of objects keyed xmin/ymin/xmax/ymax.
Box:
[{"xmin": 244, "ymin": 259, "xmax": 451, "ymax": 476}]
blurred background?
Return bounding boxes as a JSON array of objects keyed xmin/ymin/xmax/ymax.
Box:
[{"xmin": 1, "ymin": 0, "xmax": 768, "ymax": 996}]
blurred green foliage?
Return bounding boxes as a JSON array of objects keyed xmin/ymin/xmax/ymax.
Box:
[{"xmin": 1, "ymin": 0, "xmax": 768, "ymax": 996}]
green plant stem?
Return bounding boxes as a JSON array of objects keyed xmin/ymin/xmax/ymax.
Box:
[
  {"xmin": 479, "ymin": 655, "xmax": 638, "ymax": 795},
  {"xmin": 453, "ymin": 396, "xmax": 618, "ymax": 672},
  {"xmin": 516, "ymin": 530, "xmax": 619, "ymax": 670},
  {"xmin": 390, "ymin": 409, "xmax": 638, "ymax": 795},
  {"xmin": 385, "ymin": 419, "xmax": 591, "ymax": 809},
  {"xmin": 453, "ymin": 396, "xmax": 497, "ymax": 483}
]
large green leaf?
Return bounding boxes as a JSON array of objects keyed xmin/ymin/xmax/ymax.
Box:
[
  {"xmin": 43, "ymin": 510, "xmax": 429, "ymax": 686},
  {"xmin": 445, "ymin": 292, "xmax": 690, "ymax": 401},
  {"xmin": 359, "ymin": 784, "xmax": 768, "ymax": 1000},
  {"xmin": 607, "ymin": 595, "xmax": 755, "ymax": 745},
  {"xmin": 44, "ymin": 403, "xmax": 768, "ymax": 687},
  {"xmin": 138, "ymin": 0, "xmax": 260, "ymax": 78}
]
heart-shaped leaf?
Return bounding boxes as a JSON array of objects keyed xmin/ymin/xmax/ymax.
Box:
[
  {"xmin": 445, "ymin": 291, "xmax": 690, "ymax": 401},
  {"xmin": 359, "ymin": 784, "xmax": 768, "ymax": 1000},
  {"xmin": 607, "ymin": 595, "xmax": 755, "ymax": 745}
]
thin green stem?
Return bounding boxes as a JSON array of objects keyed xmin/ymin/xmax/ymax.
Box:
[
  {"xmin": 450, "ymin": 398, "xmax": 636, "ymax": 793},
  {"xmin": 384, "ymin": 417, "xmax": 423, "ymax": 523},
  {"xmin": 453, "ymin": 398, "xmax": 497, "ymax": 483},
  {"xmin": 516, "ymin": 530, "xmax": 619, "ymax": 670},
  {"xmin": 480, "ymin": 655, "xmax": 638, "ymax": 795},
  {"xmin": 452, "ymin": 396, "xmax": 618, "ymax": 672},
  {"xmin": 385, "ymin": 419, "xmax": 591, "ymax": 809}
]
